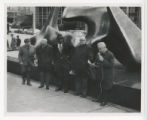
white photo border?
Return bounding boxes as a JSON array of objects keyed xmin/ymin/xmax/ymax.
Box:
[{"xmin": 0, "ymin": 0, "xmax": 146, "ymax": 120}]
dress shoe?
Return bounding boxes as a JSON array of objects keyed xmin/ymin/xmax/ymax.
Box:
[
  {"xmin": 64, "ymin": 90, "xmax": 68, "ymax": 93},
  {"xmin": 55, "ymin": 88, "xmax": 61, "ymax": 91},
  {"xmin": 100, "ymin": 101, "xmax": 107, "ymax": 106},
  {"xmin": 81, "ymin": 94, "xmax": 87, "ymax": 98},
  {"xmin": 38, "ymin": 85, "xmax": 44, "ymax": 88},
  {"xmin": 74, "ymin": 92, "xmax": 80, "ymax": 96},
  {"xmin": 46, "ymin": 87, "xmax": 49, "ymax": 90},
  {"xmin": 27, "ymin": 83, "xmax": 32, "ymax": 86},
  {"xmin": 92, "ymin": 98, "xmax": 102, "ymax": 102}
]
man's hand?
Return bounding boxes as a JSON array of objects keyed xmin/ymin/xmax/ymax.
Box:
[
  {"xmin": 34, "ymin": 59, "xmax": 38, "ymax": 67},
  {"xmin": 98, "ymin": 53, "xmax": 104, "ymax": 61},
  {"xmin": 88, "ymin": 60, "xmax": 96, "ymax": 68},
  {"xmin": 69, "ymin": 70, "xmax": 75, "ymax": 75},
  {"xmin": 20, "ymin": 62, "xmax": 23, "ymax": 65},
  {"xmin": 90, "ymin": 63, "xmax": 96, "ymax": 68}
]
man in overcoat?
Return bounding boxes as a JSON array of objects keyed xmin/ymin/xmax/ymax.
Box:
[
  {"xmin": 70, "ymin": 37, "xmax": 91, "ymax": 97},
  {"xmin": 36, "ymin": 39, "xmax": 54, "ymax": 90},
  {"xmin": 96, "ymin": 42, "xmax": 114, "ymax": 106}
]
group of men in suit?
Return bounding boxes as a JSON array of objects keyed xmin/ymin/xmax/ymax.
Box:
[{"xmin": 18, "ymin": 34, "xmax": 114, "ymax": 106}]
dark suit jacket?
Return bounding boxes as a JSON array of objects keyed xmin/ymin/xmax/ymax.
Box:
[
  {"xmin": 53, "ymin": 41, "xmax": 74, "ymax": 75},
  {"xmin": 36, "ymin": 44, "xmax": 53, "ymax": 71},
  {"xmin": 71, "ymin": 44, "xmax": 91, "ymax": 76},
  {"xmin": 18, "ymin": 44, "xmax": 35, "ymax": 66}
]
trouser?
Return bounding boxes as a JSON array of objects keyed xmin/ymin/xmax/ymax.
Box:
[
  {"xmin": 39, "ymin": 70, "xmax": 52, "ymax": 88},
  {"xmin": 56, "ymin": 69, "xmax": 70, "ymax": 91},
  {"xmin": 100, "ymin": 88, "xmax": 112, "ymax": 103},
  {"xmin": 54, "ymin": 59, "xmax": 70, "ymax": 91},
  {"xmin": 95, "ymin": 67, "xmax": 103, "ymax": 99},
  {"xmin": 75, "ymin": 74, "xmax": 88, "ymax": 96},
  {"xmin": 17, "ymin": 42, "xmax": 21, "ymax": 47},
  {"xmin": 21, "ymin": 65, "xmax": 32, "ymax": 84}
]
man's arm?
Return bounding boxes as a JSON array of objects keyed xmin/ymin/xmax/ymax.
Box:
[
  {"xmin": 18, "ymin": 47, "xmax": 23, "ymax": 64},
  {"xmin": 103, "ymin": 52, "xmax": 114, "ymax": 68}
]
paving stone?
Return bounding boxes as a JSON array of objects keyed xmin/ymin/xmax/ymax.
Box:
[{"xmin": 7, "ymin": 72, "xmax": 137, "ymax": 113}]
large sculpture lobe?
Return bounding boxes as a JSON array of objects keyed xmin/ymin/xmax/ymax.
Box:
[
  {"xmin": 31, "ymin": 7, "xmax": 141, "ymax": 69},
  {"xmin": 63, "ymin": 7, "xmax": 141, "ymax": 68}
]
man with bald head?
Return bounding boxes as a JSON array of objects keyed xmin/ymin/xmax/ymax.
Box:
[
  {"xmin": 36, "ymin": 38, "xmax": 54, "ymax": 90},
  {"xmin": 94, "ymin": 42, "xmax": 114, "ymax": 106}
]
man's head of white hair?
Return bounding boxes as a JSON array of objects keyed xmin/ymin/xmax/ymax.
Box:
[
  {"xmin": 97, "ymin": 42, "xmax": 107, "ymax": 53},
  {"xmin": 97, "ymin": 42, "xmax": 106, "ymax": 48},
  {"xmin": 40, "ymin": 38, "xmax": 48, "ymax": 45},
  {"xmin": 79, "ymin": 36, "xmax": 86, "ymax": 45}
]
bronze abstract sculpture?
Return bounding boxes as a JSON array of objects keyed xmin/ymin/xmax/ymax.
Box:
[{"xmin": 31, "ymin": 7, "xmax": 141, "ymax": 69}]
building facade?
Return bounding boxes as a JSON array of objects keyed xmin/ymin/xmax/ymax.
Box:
[
  {"xmin": 7, "ymin": 7, "xmax": 141, "ymax": 30},
  {"xmin": 120, "ymin": 7, "xmax": 141, "ymax": 29},
  {"xmin": 35, "ymin": 7, "xmax": 86, "ymax": 30},
  {"xmin": 35, "ymin": 7, "xmax": 141, "ymax": 31},
  {"xmin": 7, "ymin": 7, "xmax": 33, "ymax": 23},
  {"xmin": 35, "ymin": 7, "xmax": 54, "ymax": 29}
]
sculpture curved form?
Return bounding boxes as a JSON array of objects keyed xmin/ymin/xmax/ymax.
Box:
[
  {"xmin": 63, "ymin": 7, "xmax": 110, "ymax": 44},
  {"xmin": 63, "ymin": 7, "xmax": 141, "ymax": 68},
  {"xmin": 31, "ymin": 7, "xmax": 75, "ymax": 48},
  {"xmin": 31, "ymin": 7, "xmax": 141, "ymax": 69}
]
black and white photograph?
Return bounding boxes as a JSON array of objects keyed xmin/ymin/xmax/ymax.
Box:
[{"xmin": 6, "ymin": 6, "xmax": 142, "ymax": 113}]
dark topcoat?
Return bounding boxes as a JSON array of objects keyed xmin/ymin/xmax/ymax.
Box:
[
  {"xmin": 36, "ymin": 44, "xmax": 54, "ymax": 71},
  {"xmin": 99, "ymin": 50, "xmax": 114, "ymax": 89},
  {"xmin": 70, "ymin": 44, "xmax": 92, "ymax": 77}
]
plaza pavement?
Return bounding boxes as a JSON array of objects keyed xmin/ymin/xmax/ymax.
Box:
[{"xmin": 7, "ymin": 72, "xmax": 137, "ymax": 113}]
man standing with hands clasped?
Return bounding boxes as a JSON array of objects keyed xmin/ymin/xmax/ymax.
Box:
[
  {"xmin": 94, "ymin": 42, "xmax": 114, "ymax": 106},
  {"xmin": 70, "ymin": 36, "xmax": 91, "ymax": 98},
  {"xmin": 36, "ymin": 39, "xmax": 54, "ymax": 90},
  {"xmin": 18, "ymin": 39, "xmax": 35, "ymax": 86}
]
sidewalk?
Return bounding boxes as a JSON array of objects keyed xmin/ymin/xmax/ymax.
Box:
[{"xmin": 7, "ymin": 72, "xmax": 137, "ymax": 113}]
